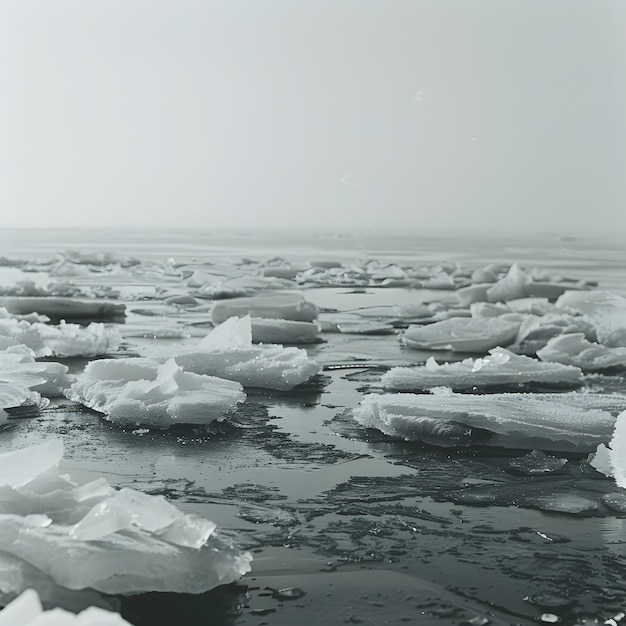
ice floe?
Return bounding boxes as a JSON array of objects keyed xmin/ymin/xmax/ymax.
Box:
[
  {"xmin": 0, "ymin": 440, "xmax": 251, "ymax": 603},
  {"xmin": 250, "ymin": 318, "xmax": 321, "ymax": 344},
  {"xmin": 175, "ymin": 316, "xmax": 321, "ymax": 390},
  {"xmin": 537, "ymin": 333, "xmax": 626, "ymax": 371},
  {"xmin": 210, "ymin": 293, "xmax": 319, "ymax": 325},
  {"xmin": 0, "ymin": 309, "xmax": 121, "ymax": 358},
  {"xmin": 352, "ymin": 390, "xmax": 626, "ymax": 452},
  {"xmin": 402, "ymin": 317, "xmax": 521, "ymax": 352},
  {"xmin": 66, "ymin": 358, "xmax": 245, "ymax": 429},
  {"xmin": 382, "ymin": 347, "xmax": 583, "ymax": 392},
  {"xmin": 0, "ymin": 589, "xmax": 130, "ymax": 625}
]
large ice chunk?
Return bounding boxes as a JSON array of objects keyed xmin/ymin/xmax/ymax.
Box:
[
  {"xmin": 0, "ymin": 309, "xmax": 121, "ymax": 358},
  {"xmin": 66, "ymin": 358, "xmax": 245, "ymax": 429},
  {"xmin": 175, "ymin": 316, "xmax": 321, "ymax": 391},
  {"xmin": 537, "ymin": 333, "xmax": 626, "ymax": 371},
  {"xmin": 352, "ymin": 390, "xmax": 625, "ymax": 452},
  {"xmin": 0, "ymin": 590, "xmax": 131, "ymax": 625},
  {"xmin": 250, "ymin": 318, "xmax": 321, "ymax": 344},
  {"xmin": 210, "ymin": 293, "xmax": 319, "ymax": 325},
  {"xmin": 0, "ymin": 441, "xmax": 252, "ymax": 603},
  {"xmin": 556, "ymin": 291, "xmax": 626, "ymax": 347},
  {"xmin": 402, "ymin": 317, "xmax": 521, "ymax": 352},
  {"xmin": 382, "ymin": 347, "xmax": 583, "ymax": 391}
]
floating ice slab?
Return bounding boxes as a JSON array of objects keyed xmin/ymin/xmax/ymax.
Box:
[
  {"xmin": 174, "ymin": 316, "xmax": 321, "ymax": 391},
  {"xmin": 382, "ymin": 347, "xmax": 583, "ymax": 391},
  {"xmin": 353, "ymin": 390, "xmax": 625, "ymax": 452},
  {"xmin": 66, "ymin": 358, "xmax": 245, "ymax": 429},
  {"xmin": 210, "ymin": 294, "xmax": 319, "ymax": 325},
  {"xmin": 0, "ymin": 297, "xmax": 125, "ymax": 321},
  {"xmin": 402, "ymin": 317, "xmax": 521, "ymax": 353},
  {"xmin": 0, "ymin": 309, "xmax": 121, "ymax": 358},
  {"xmin": 250, "ymin": 318, "xmax": 321, "ymax": 344},
  {"xmin": 537, "ymin": 333, "xmax": 626, "ymax": 371},
  {"xmin": 0, "ymin": 589, "xmax": 131, "ymax": 625},
  {"xmin": 0, "ymin": 441, "xmax": 252, "ymax": 603}
]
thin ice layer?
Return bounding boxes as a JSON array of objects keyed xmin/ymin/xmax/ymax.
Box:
[
  {"xmin": 402, "ymin": 317, "xmax": 521, "ymax": 352},
  {"xmin": 66, "ymin": 358, "xmax": 245, "ymax": 429},
  {"xmin": 175, "ymin": 316, "xmax": 321, "ymax": 391},
  {"xmin": 210, "ymin": 293, "xmax": 319, "ymax": 325},
  {"xmin": 382, "ymin": 347, "xmax": 583, "ymax": 391},
  {"xmin": 0, "ymin": 589, "xmax": 130, "ymax": 625},
  {"xmin": 353, "ymin": 390, "xmax": 624, "ymax": 452},
  {"xmin": 0, "ymin": 441, "xmax": 252, "ymax": 603},
  {"xmin": 0, "ymin": 308, "xmax": 121, "ymax": 358},
  {"xmin": 537, "ymin": 333, "xmax": 626, "ymax": 371}
]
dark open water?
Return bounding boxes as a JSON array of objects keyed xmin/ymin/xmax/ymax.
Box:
[{"xmin": 0, "ymin": 228, "xmax": 625, "ymax": 625}]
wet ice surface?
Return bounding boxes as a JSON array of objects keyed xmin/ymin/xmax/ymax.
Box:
[{"xmin": 1, "ymin": 231, "xmax": 626, "ymax": 625}]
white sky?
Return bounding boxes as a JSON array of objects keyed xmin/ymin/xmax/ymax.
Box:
[{"xmin": 1, "ymin": 0, "xmax": 625, "ymax": 233}]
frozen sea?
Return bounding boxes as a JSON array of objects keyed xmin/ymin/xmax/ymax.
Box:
[{"xmin": 0, "ymin": 228, "xmax": 625, "ymax": 626}]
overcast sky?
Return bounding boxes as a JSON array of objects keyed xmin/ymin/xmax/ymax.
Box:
[{"xmin": 1, "ymin": 0, "xmax": 624, "ymax": 233}]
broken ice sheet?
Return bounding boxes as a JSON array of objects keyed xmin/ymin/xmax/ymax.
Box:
[
  {"xmin": 174, "ymin": 315, "xmax": 321, "ymax": 391},
  {"xmin": 382, "ymin": 347, "xmax": 583, "ymax": 392},
  {"xmin": 0, "ymin": 441, "xmax": 252, "ymax": 602},
  {"xmin": 0, "ymin": 344, "xmax": 73, "ymax": 397},
  {"xmin": 352, "ymin": 390, "xmax": 626, "ymax": 452},
  {"xmin": 66, "ymin": 358, "xmax": 245, "ymax": 429},
  {"xmin": 0, "ymin": 308, "xmax": 122, "ymax": 358},
  {"xmin": 402, "ymin": 317, "xmax": 521, "ymax": 352},
  {"xmin": 537, "ymin": 333, "xmax": 626, "ymax": 371},
  {"xmin": 0, "ymin": 589, "xmax": 131, "ymax": 625}
]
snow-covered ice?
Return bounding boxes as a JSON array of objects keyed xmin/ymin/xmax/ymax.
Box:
[
  {"xmin": 175, "ymin": 316, "xmax": 321, "ymax": 391},
  {"xmin": 402, "ymin": 317, "xmax": 521, "ymax": 352},
  {"xmin": 0, "ymin": 441, "xmax": 252, "ymax": 603},
  {"xmin": 66, "ymin": 358, "xmax": 245, "ymax": 429},
  {"xmin": 353, "ymin": 389, "xmax": 625, "ymax": 452},
  {"xmin": 382, "ymin": 347, "xmax": 583, "ymax": 391}
]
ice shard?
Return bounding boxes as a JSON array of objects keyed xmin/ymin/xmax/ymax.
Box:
[
  {"xmin": 66, "ymin": 358, "xmax": 245, "ymax": 429},
  {"xmin": 382, "ymin": 347, "xmax": 583, "ymax": 392},
  {"xmin": 0, "ymin": 589, "xmax": 131, "ymax": 625},
  {"xmin": 0, "ymin": 441, "xmax": 252, "ymax": 603},
  {"xmin": 607, "ymin": 409, "xmax": 626, "ymax": 488},
  {"xmin": 0, "ymin": 309, "xmax": 121, "ymax": 358},
  {"xmin": 175, "ymin": 316, "xmax": 321, "ymax": 391},
  {"xmin": 210, "ymin": 293, "xmax": 319, "ymax": 325},
  {"xmin": 352, "ymin": 390, "xmax": 625, "ymax": 452},
  {"xmin": 537, "ymin": 333, "xmax": 626, "ymax": 371},
  {"xmin": 402, "ymin": 317, "xmax": 521, "ymax": 352}
]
